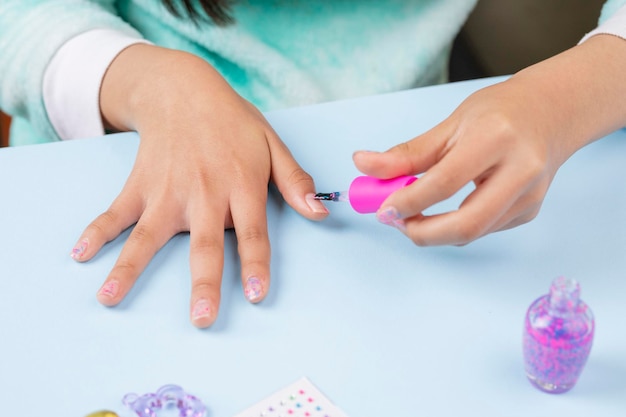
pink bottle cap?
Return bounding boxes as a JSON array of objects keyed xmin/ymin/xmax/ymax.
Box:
[{"xmin": 348, "ymin": 175, "xmax": 417, "ymax": 214}]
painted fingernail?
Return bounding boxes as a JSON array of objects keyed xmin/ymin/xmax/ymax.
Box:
[
  {"xmin": 244, "ymin": 277, "xmax": 264, "ymax": 302},
  {"xmin": 98, "ymin": 280, "xmax": 119, "ymax": 298},
  {"xmin": 70, "ymin": 238, "xmax": 89, "ymax": 260},
  {"xmin": 305, "ymin": 193, "xmax": 329, "ymax": 214},
  {"xmin": 376, "ymin": 206, "xmax": 407, "ymax": 232},
  {"xmin": 192, "ymin": 299, "xmax": 212, "ymax": 320}
]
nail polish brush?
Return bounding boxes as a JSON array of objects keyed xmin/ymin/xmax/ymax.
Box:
[{"xmin": 314, "ymin": 175, "xmax": 417, "ymax": 214}]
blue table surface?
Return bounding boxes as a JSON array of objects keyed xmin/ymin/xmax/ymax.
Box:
[{"xmin": 1, "ymin": 77, "xmax": 625, "ymax": 416}]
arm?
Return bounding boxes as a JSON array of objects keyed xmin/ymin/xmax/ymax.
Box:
[
  {"xmin": 0, "ymin": 0, "xmax": 142, "ymax": 140},
  {"xmin": 353, "ymin": 24, "xmax": 626, "ymax": 245},
  {"xmin": 1, "ymin": 1, "xmax": 329, "ymax": 326}
]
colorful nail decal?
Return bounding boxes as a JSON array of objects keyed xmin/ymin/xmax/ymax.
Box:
[
  {"xmin": 245, "ymin": 277, "xmax": 263, "ymax": 302},
  {"xmin": 192, "ymin": 299, "xmax": 212, "ymax": 320},
  {"xmin": 376, "ymin": 207, "xmax": 406, "ymax": 232},
  {"xmin": 98, "ymin": 280, "xmax": 119, "ymax": 298},
  {"xmin": 71, "ymin": 238, "xmax": 89, "ymax": 260}
]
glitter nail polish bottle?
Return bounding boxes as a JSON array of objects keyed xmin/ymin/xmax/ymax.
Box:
[{"xmin": 523, "ymin": 276, "xmax": 595, "ymax": 393}]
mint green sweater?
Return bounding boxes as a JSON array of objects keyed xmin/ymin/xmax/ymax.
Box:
[
  {"xmin": 2, "ymin": 1, "xmax": 624, "ymax": 145},
  {"xmin": 1, "ymin": 0, "xmax": 481, "ymax": 145}
]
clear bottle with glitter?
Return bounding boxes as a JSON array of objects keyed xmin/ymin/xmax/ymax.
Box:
[{"xmin": 523, "ymin": 276, "xmax": 595, "ymax": 393}]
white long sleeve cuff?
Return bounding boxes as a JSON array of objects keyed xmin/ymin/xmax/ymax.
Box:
[
  {"xmin": 580, "ymin": 4, "xmax": 626, "ymax": 43},
  {"xmin": 43, "ymin": 29, "xmax": 151, "ymax": 140}
]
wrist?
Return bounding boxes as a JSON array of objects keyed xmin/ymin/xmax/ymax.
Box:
[
  {"xmin": 509, "ymin": 34, "xmax": 626, "ymax": 161},
  {"xmin": 100, "ymin": 44, "xmax": 227, "ymax": 133}
]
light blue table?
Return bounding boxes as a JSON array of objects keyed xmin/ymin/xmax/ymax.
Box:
[{"xmin": 1, "ymin": 77, "xmax": 625, "ymax": 416}]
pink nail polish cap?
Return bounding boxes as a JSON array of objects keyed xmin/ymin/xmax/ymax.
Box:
[{"xmin": 348, "ymin": 175, "xmax": 417, "ymax": 214}]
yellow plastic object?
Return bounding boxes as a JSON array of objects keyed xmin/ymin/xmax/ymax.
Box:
[{"xmin": 85, "ymin": 411, "xmax": 119, "ymax": 417}]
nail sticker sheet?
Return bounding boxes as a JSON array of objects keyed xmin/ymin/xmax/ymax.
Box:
[{"xmin": 233, "ymin": 377, "xmax": 349, "ymax": 417}]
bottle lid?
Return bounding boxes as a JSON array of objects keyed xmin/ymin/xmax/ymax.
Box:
[{"xmin": 348, "ymin": 175, "xmax": 417, "ymax": 214}]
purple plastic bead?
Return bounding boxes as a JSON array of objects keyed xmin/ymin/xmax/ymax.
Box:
[
  {"xmin": 523, "ymin": 276, "xmax": 595, "ymax": 393},
  {"xmin": 123, "ymin": 385, "xmax": 206, "ymax": 417}
]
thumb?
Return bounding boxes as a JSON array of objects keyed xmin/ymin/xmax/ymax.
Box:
[{"xmin": 353, "ymin": 121, "xmax": 453, "ymax": 178}]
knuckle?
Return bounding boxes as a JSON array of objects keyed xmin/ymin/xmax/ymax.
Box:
[
  {"xmin": 520, "ymin": 207, "xmax": 540, "ymax": 224},
  {"xmin": 98, "ymin": 209, "xmax": 119, "ymax": 225},
  {"xmin": 236, "ymin": 225, "xmax": 268, "ymax": 245},
  {"xmin": 190, "ymin": 235, "xmax": 222, "ymax": 255},
  {"xmin": 488, "ymin": 112, "xmax": 517, "ymax": 139},
  {"xmin": 110, "ymin": 261, "xmax": 139, "ymax": 280},
  {"xmin": 455, "ymin": 217, "xmax": 485, "ymax": 244},
  {"xmin": 89, "ymin": 210, "xmax": 119, "ymax": 235},
  {"xmin": 527, "ymin": 207, "xmax": 540, "ymax": 221},
  {"xmin": 188, "ymin": 170, "xmax": 213, "ymax": 190},
  {"xmin": 128, "ymin": 224, "xmax": 155, "ymax": 246},
  {"xmin": 522, "ymin": 154, "xmax": 547, "ymax": 180},
  {"xmin": 404, "ymin": 222, "xmax": 429, "ymax": 247},
  {"xmin": 472, "ymin": 107, "xmax": 518, "ymax": 142},
  {"xmin": 473, "ymin": 112, "xmax": 521, "ymax": 152},
  {"xmin": 408, "ymin": 233, "xmax": 429, "ymax": 247},
  {"xmin": 390, "ymin": 141, "xmax": 411, "ymax": 155},
  {"xmin": 192, "ymin": 279, "xmax": 220, "ymax": 295},
  {"xmin": 286, "ymin": 167, "xmax": 313, "ymax": 187},
  {"xmin": 389, "ymin": 142, "xmax": 418, "ymax": 171},
  {"xmin": 428, "ymin": 171, "xmax": 456, "ymax": 195},
  {"xmin": 243, "ymin": 259, "xmax": 270, "ymax": 275}
]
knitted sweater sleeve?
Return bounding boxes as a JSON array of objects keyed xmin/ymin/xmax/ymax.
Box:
[{"xmin": 0, "ymin": 0, "xmax": 144, "ymax": 140}]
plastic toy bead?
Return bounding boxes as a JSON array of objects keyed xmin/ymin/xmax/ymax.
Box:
[{"xmin": 123, "ymin": 384, "xmax": 206, "ymax": 417}]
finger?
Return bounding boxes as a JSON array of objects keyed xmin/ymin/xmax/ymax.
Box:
[
  {"xmin": 230, "ymin": 180, "xmax": 271, "ymax": 305},
  {"xmin": 400, "ymin": 164, "xmax": 530, "ymax": 246},
  {"xmin": 266, "ymin": 130, "xmax": 329, "ymax": 220},
  {"xmin": 485, "ymin": 192, "xmax": 544, "ymax": 234},
  {"xmin": 462, "ymin": 160, "xmax": 549, "ymax": 236},
  {"xmin": 492, "ymin": 207, "xmax": 540, "ymax": 233},
  {"xmin": 188, "ymin": 198, "xmax": 226, "ymax": 328},
  {"xmin": 379, "ymin": 136, "xmax": 499, "ymax": 221},
  {"xmin": 70, "ymin": 192, "xmax": 144, "ymax": 262},
  {"xmin": 96, "ymin": 207, "xmax": 177, "ymax": 306},
  {"xmin": 352, "ymin": 120, "xmax": 454, "ymax": 178}
]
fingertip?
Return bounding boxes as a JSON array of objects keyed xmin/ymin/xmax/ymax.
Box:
[
  {"xmin": 190, "ymin": 298, "xmax": 218, "ymax": 328},
  {"xmin": 278, "ymin": 170, "xmax": 329, "ymax": 220},
  {"xmin": 376, "ymin": 206, "xmax": 407, "ymax": 233},
  {"xmin": 70, "ymin": 237, "xmax": 92, "ymax": 262},
  {"xmin": 352, "ymin": 149, "xmax": 380, "ymax": 159},
  {"xmin": 352, "ymin": 149, "xmax": 380, "ymax": 168},
  {"xmin": 304, "ymin": 193, "xmax": 330, "ymax": 219},
  {"xmin": 244, "ymin": 276, "xmax": 268, "ymax": 304},
  {"xmin": 96, "ymin": 279, "xmax": 122, "ymax": 307}
]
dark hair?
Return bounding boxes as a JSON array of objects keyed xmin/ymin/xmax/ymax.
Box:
[{"xmin": 161, "ymin": 0, "xmax": 234, "ymax": 25}]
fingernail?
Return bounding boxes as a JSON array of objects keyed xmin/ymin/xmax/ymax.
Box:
[
  {"xmin": 192, "ymin": 299, "xmax": 212, "ymax": 320},
  {"xmin": 305, "ymin": 193, "xmax": 329, "ymax": 214},
  {"xmin": 70, "ymin": 238, "xmax": 89, "ymax": 260},
  {"xmin": 376, "ymin": 206, "xmax": 407, "ymax": 232},
  {"xmin": 244, "ymin": 277, "xmax": 264, "ymax": 302},
  {"xmin": 98, "ymin": 280, "xmax": 119, "ymax": 298},
  {"xmin": 354, "ymin": 150, "xmax": 380, "ymax": 155}
]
